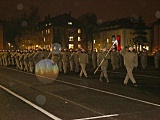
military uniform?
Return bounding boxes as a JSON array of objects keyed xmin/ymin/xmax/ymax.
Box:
[
  {"xmin": 120, "ymin": 46, "xmax": 138, "ymax": 86},
  {"xmin": 28, "ymin": 50, "xmax": 36, "ymax": 73},
  {"xmin": 139, "ymin": 49, "xmax": 148, "ymax": 69},
  {"xmin": 0, "ymin": 51, "xmax": 3, "ymax": 66},
  {"xmin": 97, "ymin": 50, "xmax": 102, "ymax": 67},
  {"xmin": 74, "ymin": 49, "xmax": 80, "ymax": 73},
  {"xmin": 78, "ymin": 49, "xmax": 88, "ymax": 78},
  {"xmin": 69, "ymin": 49, "xmax": 74, "ymax": 71},
  {"xmin": 91, "ymin": 49, "xmax": 97, "ymax": 69},
  {"xmin": 19, "ymin": 51, "xmax": 25, "ymax": 70},
  {"xmin": 3, "ymin": 50, "xmax": 10, "ymax": 66},
  {"xmin": 61, "ymin": 50, "xmax": 69, "ymax": 73},
  {"xmin": 14, "ymin": 51, "xmax": 21, "ymax": 70},
  {"xmin": 98, "ymin": 47, "xmax": 110, "ymax": 82},
  {"xmin": 10, "ymin": 51, "xmax": 16, "ymax": 66},
  {"xmin": 111, "ymin": 48, "xmax": 120, "ymax": 70},
  {"xmin": 23, "ymin": 51, "xmax": 29, "ymax": 72},
  {"xmin": 154, "ymin": 49, "xmax": 160, "ymax": 70},
  {"xmin": 47, "ymin": 51, "xmax": 61, "ymax": 72},
  {"xmin": 58, "ymin": 54, "xmax": 63, "ymax": 72}
]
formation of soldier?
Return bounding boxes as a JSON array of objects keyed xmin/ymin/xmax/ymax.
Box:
[{"xmin": 0, "ymin": 46, "xmax": 160, "ymax": 83}]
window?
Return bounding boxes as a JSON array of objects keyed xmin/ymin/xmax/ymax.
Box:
[
  {"xmin": 93, "ymin": 40, "xmax": 96, "ymax": 44},
  {"xmin": 69, "ymin": 44, "xmax": 74, "ymax": 49},
  {"xmin": 78, "ymin": 29, "xmax": 81, "ymax": 33},
  {"xmin": 107, "ymin": 39, "xmax": 109, "ymax": 43},
  {"xmin": 68, "ymin": 22, "xmax": 72, "ymax": 25},
  {"xmin": 69, "ymin": 36, "xmax": 74, "ymax": 41},
  {"xmin": 78, "ymin": 37, "xmax": 81, "ymax": 41},
  {"xmin": 78, "ymin": 44, "xmax": 81, "ymax": 48},
  {"xmin": 48, "ymin": 29, "xmax": 50, "ymax": 34}
]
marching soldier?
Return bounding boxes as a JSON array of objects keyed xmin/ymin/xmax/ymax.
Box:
[
  {"xmin": 120, "ymin": 45, "xmax": 138, "ymax": 86},
  {"xmin": 19, "ymin": 50, "xmax": 25, "ymax": 70},
  {"xmin": 58, "ymin": 53, "xmax": 63, "ymax": 72},
  {"xmin": 91, "ymin": 49, "xmax": 97, "ymax": 69},
  {"xmin": 110, "ymin": 47, "xmax": 120, "ymax": 70},
  {"xmin": 98, "ymin": 46, "xmax": 110, "ymax": 83},
  {"xmin": 10, "ymin": 50, "xmax": 16, "ymax": 66},
  {"xmin": 23, "ymin": 50, "xmax": 29, "ymax": 72},
  {"xmin": 3, "ymin": 50, "xmax": 10, "ymax": 66},
  {"xmin": 79, "ymin": 48, "xmax": 89, "ymax": 78},
  {"xmin": 69, "ymin": 48, "xmax": 80, "ymax": 73},
  {"xmin": 74, "ymin": 49, "xmax": 80, "ymax": 73},
  {"xmin": 139, "ymin": 48, "xmax": 148, "ymax": 69},
  {"xmin": 28, "ymin": 49, "xmax": 36, "ymax": 73},
  {"xmin": 61, "ymin": 49, "xmax": 70, "ymax": 73},
  {"xmin": 97, "ymin": 49, "xmax": 102, "ymax": 67},
  {"xmin": 69, "ymin": 49, "xmax": 74, "ymax": 71},
  {"xmin": 0, "ymin": 50, "xmax": 3, "ymax": 66},
  {"xmin": 14, "ymin": 50, "xmax": 21, "ymax": 70},
  {"xmin": 154, "ymin": 48, "xmax": 160, "ymax": 70},
  {"xmin": 47, "ymin": 50, "xmax": 61, "ymax": 71}
]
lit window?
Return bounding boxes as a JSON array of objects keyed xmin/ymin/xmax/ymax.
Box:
[
  {"xmin": 69, "ymin": 44, "xmax": 74, "ymax": 49},
  {"xmin": 93, "ymin": 40, "xmax": 96, "ymax": 44},
  {"xmin": 78, "ymin": 29, "xmax": 81, "ymax": 33},
  {"xmin": 78, "ymin": 37, "xmax": 81, "ymax": 41},
  {"xmin": 44, "ymin": 37, "xmax": 45, "ymax": 42},
  {"xmin": 107, "ymin": 39, "xmax": 109, "ymax": 43},
  {"xmin": 68, "ymin": 22, "xmax": 72, "ymax": 25},
  {"xmin": 78, "ymin": 44, "xmax": 81, "ymax": 48},
  {"xmin": 46, "ymin": 24, "xmax": 47, "ymax": 26},
  {"xmin": 46, "ymin": 29, "xmax": 48, "ymax": 34},
  {"xmin": 69, "ymin": 36, "xmax": 74, "ymax": 41},
  {"xmin": 48, "ymin": 29, "xmax": 50, "ymax": 34}
]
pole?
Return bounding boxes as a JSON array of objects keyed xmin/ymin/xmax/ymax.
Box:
[{"xmin": 93, "ymin": 40, "xmax": 117, "ymax": 74}]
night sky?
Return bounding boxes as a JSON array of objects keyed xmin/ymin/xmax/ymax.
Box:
[{"xmin": 0, "ymin": 0, "xmax": 160, "ymax": 24}]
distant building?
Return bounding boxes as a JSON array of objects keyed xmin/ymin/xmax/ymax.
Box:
[
  {"xmin": 17, "ymin": 15, "xmax": 152, "ymax": 53},
  {"xmin": 37, "ymin": 13, "xmax": 84, "ymax": 50},
  {"xmin": 93, "ymin": 17, "xmax": 151, "ymax": 53},
  {"xmin": 0, "ymin": 22, "xmax": 3, "ymax": 50},
  {"xmin": 151, "ymin": 19, "xmax": 160, "ymax": 53}
]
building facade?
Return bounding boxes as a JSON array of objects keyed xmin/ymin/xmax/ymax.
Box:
[
  {"xmin": 151, "ymin": 19, "xmax": 160, "ymax": 53},
  {"xmin": 37, "ymin": 13, "xmax": 84, "ymax": 50},
  {"xmin": 92, "ymin": 18, "xmax": 151, "ymax": 53}
]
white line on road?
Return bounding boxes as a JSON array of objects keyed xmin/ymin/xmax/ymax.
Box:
[
  {"xmin": 0, "ymin": 85, "xmax": 61, "ymax": 120},
  {"xmin": 74, "ymin": 114, "xmax": 119, "ymax": 120},
  {"xmin": 1, "ymin": 67, "xmax": 160, "ymax": 108},
  {"xmin": 111, "ymin": 71, "xmax": 160, "ymax": 79},
  {"xmin": 57, "ymin": 79, "xmax": 160, "ymax": 108}
]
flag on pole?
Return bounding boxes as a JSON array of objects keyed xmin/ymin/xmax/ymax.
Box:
[{"xmin": 114, "ymin": 40, "xmax": 118, "ymax": 46}]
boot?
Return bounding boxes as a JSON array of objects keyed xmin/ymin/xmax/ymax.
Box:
[
  {"xmin": 99, "ymin": 76, "xmax": 103, "ymax": 82},
  {"xmin": 105, "ymin": 77, "xmax": 109, "ymax": 83}
]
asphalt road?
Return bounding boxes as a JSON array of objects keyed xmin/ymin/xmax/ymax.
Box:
[{"xmin": 0, "ymin": 65, "xmax": 160, "ymax": 120}]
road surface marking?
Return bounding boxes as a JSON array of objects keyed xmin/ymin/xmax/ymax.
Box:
[
  {"xmin": 1, "ymin": 67, "xmax": 160, "ymax": 107},
  {"xmin": 111, "ymin": 71, "xmax": 160, "ymax": 79},
  {"xmin": 74, "ymin": 114, "xmax": 119, "ymax": 120},
  {"xmin": 0, "ymin": 85, "xmax": 61, "ymax": 120},
  {"xmin": 0, "ymin": 73, "xmax": 104, "ymax": 116}
]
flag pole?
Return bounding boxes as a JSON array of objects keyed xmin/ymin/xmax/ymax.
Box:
[{"xmin": 93, "ymin": 40, "xmax": 118, "ymax": 74}]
